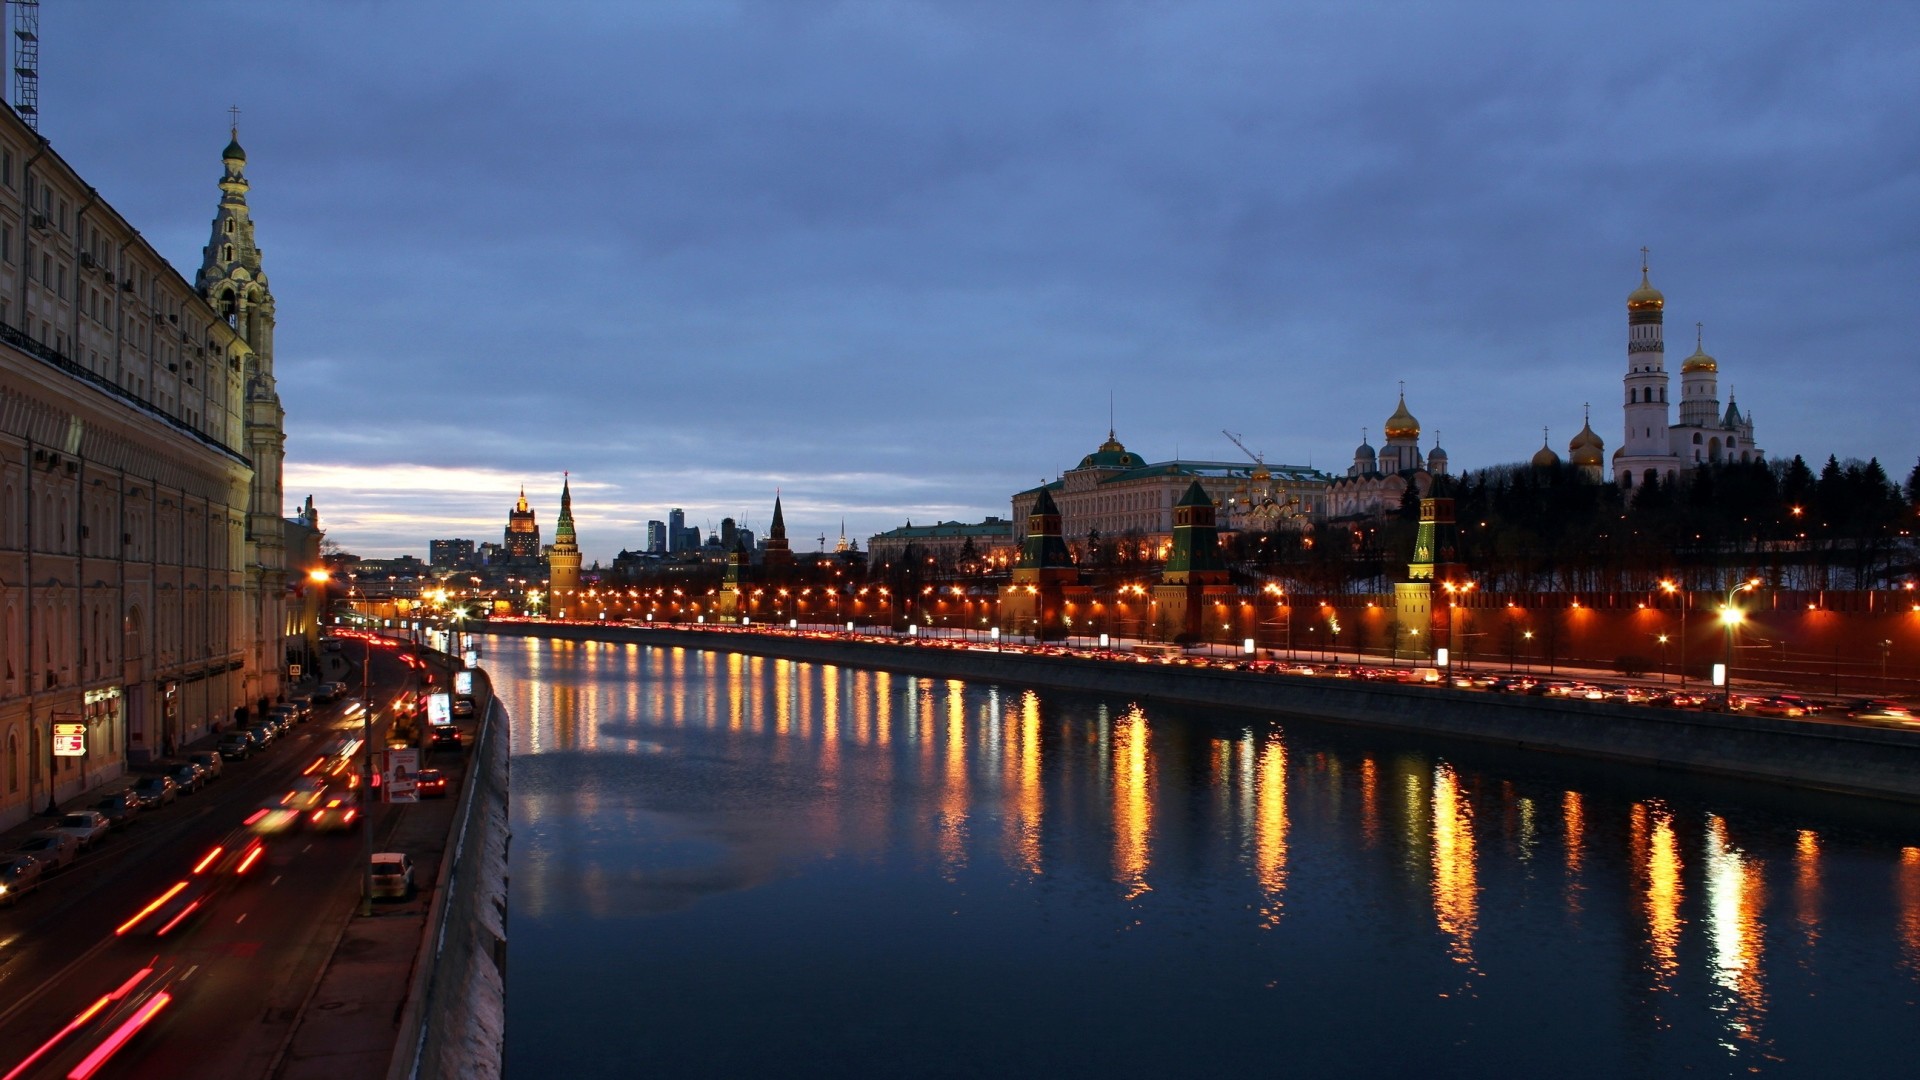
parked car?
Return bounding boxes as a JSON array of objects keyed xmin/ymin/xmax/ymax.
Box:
[
  {"xmin": 130, "ymin": 775, "xmax": 178, "ymax": 809},
  {"xmin": 168, "ymin": 761, "xmax": 207, "ymax": 795},
  {"xmin": 313, "ymin": 681, "xmax": 345, "ymax": 703},
  {"xmin": 187, "ymin": 750, "xmax": 225, "ymax": 780},
  {"xmin": 15, "ymin": 831, "xmax": 80, "ymax": 872},
  {"xmin": 429, "ymin": 725, "xmax": 463, "ymax": 752},
  {"xmin": 52, "ymin": 810, "xmax": 112, "ymax": 850},
  {"xmin": 218, "ymin": 732, "xmax": 254, "ymax": 761},
  {"xmin": 246, "ymin": 722, "xmax": 277, "ymax": 749},
  {"xmin": 95, "ymin": 791, "xmax": 142, "ymax": 829},
  {"xmin": 369, "ymin": 852, "xmax": 414, "ymax": 899},
  {"xmin": 0, "ymin": 855, "xmax": 44, "ymax": 904},
  {"xmin": 414, "ymin": 768, "xmax": 448, "ymax": 798}
]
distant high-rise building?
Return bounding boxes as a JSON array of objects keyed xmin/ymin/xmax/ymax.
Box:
[
  {"xmin": 720, "ymin": 517, "xmax": 739, "ymax": 550},
  {"xmin": 548, "ymin": 475, "xmax": 582, "ymax": 614},
  {"xmin": 646, "ymin": 520, "xmax": 667, "ymax": 554},
  {"xmin": 679, "ymin": 526, "xmax": 702, "ymax": 553},
  {"xmin": 504, "ymin": 487, "xmax": 541, "ymax": 563},
  {"xmin": 478, "ymin": 541, "xmax": 506, "ymax": 566},
  {"xmin": 430, "ymin": 539, "xmax": 476, "ymax": 567},
  {"xmin": 667, "ymin": 508, "xmax": 687, "ymax": 553}
]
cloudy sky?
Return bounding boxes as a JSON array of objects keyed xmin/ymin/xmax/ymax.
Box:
[{"xmin": 36, "ymin": 2, "xmax": 1920, "ymax": 563}]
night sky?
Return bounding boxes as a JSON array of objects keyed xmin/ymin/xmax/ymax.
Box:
[{"xmin": 36, "ymin": 2, "xmax": 1920, "ymax": 562}]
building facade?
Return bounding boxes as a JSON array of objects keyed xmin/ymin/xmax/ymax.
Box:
[
  {"xmin": 1, "ymin": 116, "xmax": 289, "ymax": 824},
  {"xmin": 429, "ymin": 538, "xmax": 476, "ymax": 568},
  {"xmin": 503, "ymin": 486, "xmax": 540, "ymax": 563},
  {"xmin": 867, "ymin": 517, "xmax": 1016, "ymax": 571},
  {"xmin": 1011, "ymin": 430, "xmax": 1330, "ymax": 562}
]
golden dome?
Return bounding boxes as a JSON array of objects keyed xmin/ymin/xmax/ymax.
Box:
[
  {"xmin": 1383, "ymin": 394, "xmax": 1420, "ymax": 440},
  {"xmin": 1627, "ymin": 269, "xmax": 1664, "ymax": 312},
  {"xmin": 1532, "ymin": 443, "xmax": 1561, "ymax": 469},
  {"xmin": 1569, "ymin": 421, "xmax": 1604, "ymax": 466},
  {"xmin": 1680, "ymin": 346, "xmax": 1716, "ymax": 374}
]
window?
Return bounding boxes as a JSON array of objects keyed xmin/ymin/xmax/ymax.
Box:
[{"xmin": 1, "ymin": 146, "xmax": 11, "ymax": 188}]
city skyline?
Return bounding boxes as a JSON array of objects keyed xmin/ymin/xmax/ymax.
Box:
[{"xmin": 38, "ymin": 3, "xmax": 1920, "ymax": 563}]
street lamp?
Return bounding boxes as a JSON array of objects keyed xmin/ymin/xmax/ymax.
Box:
[
  {"xmin": 1656, "ymin": 633, "xmax": 1670, "ymax": 685},
  {"xmin": 1659, "ymin": 578, "xmax": 1687, "ymax": 690},
  {"xmin": 360, "ymin": 631, "xmax": 376, "ymax": 916},
  {"xmin": 1717, "ymin": 577, "xmax": 1760, "ymax": 710}
]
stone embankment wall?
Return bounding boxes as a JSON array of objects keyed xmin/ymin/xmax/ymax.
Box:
[
  {"xmin": 481, "ymin": 622, "xmax": 1920, "ymax": 804},
  {"xmin": 388, "ymin": 675, "xmax": 509, "ymax": 1080}
]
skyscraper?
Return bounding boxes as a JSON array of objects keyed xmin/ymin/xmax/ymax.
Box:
[
  {"xmin": 646, "ymin": 520, "xmax": 667, "ymax": 554},
  {"xmin": 504, "ymin": 487, "xmax": 541, "ymax": 563},
  {"xmin": 668, "ymin": 508, "xmax": 687, "ymax": 553}
]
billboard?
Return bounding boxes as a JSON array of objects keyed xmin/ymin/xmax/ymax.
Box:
[
  {"xmin": 427, "ymin": 693, "xmax": 451, "ymax": 726},
  {"xmin": 454, "ymin": 671, "xmax": 473, "ymax": 696},
  {"xmin": 53, "ymin": 722, "xmax": 85, "ymax": 757},
  {"xmin": 386, "ymin": 747, "xmax": 420, "ymax": 803}
]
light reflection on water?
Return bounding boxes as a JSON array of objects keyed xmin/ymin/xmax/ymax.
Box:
[{"xmin": 502, "ymin": 637, "xmax": 1920, "ymax": 1078}]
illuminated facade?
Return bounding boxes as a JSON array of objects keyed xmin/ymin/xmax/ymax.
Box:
[
  {"xmin": 503, "ymin": 485, "xmax": 540, "ymax": 563},
  {"xmin": 1011, "ymin": 429, "xmax": 1329, "ymax": 559},
  {"xmin": 1, "ymin": 117, "xmax": 289, "ymax": 825},
  {"xmin": 1323, "ymin": 391, "xmax": 1448, "ymax": 520}
]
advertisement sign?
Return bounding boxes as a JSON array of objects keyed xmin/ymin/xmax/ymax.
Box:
[
  {"xmin": 386, "ymin": 748, "xmax": 420, "ymax": 803},
  {"xmin": 427, "ymin": 693, "xmax": 451, "ymax": 726},
  {"xmin": 53, "ymin": 722, "xmax": 86, "ymax": 757},
  {"xmin": 463, "ymin": 649, "xmax": 479, "ymax": 668},
  {"xmin": 454, "ymin": 671, "xmax": 473, "ymax": 696}
]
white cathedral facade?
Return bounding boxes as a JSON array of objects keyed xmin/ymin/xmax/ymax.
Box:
[{"xmin": 1609, "ymin": 255, "xmax": 1761, "ymax": 489}]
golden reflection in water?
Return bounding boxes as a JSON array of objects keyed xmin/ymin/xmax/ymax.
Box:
[
  {"xmin": 1254, "ymin": 735, "xmax": 1288, "ymax": 928},
  {"xmin": 873, "ymin": 670, "xmax": 893, "ymax": 747},
  {"xmin": 936, "ymin": 681, "xmax": 969, "ymax": 878},
  {"xmin": 1898, "ymin": 848, "xmax": 1920, "ymax": 975},
  {"xmin": 1563, "ymin": 790, "xmax": 1586, "ymax": 915},
  {"xmin": 1430, "ymin": 763, "xmax": 1478, "ymax": 970},
  {"xmin": 1704, "ymin": 814, "xmax": 1768, "ymax": 1046},
  {"xmin": 552, "ymin": 680, "xmax": 582, "ymax": 749},
  {"xmin": 773, "ymin": 659, "xmax": 793, "ymax": 738},
  {"xmin": 726, "ymin": 652, "xmax": 745, "ymax": 731},
  {"xmin": 1000, "ymin": 690, "xmax": 1044, "ymax": 876},
  {"xmin": 1793, "ymin": 830, "xmax": 1821, "ymax": 950},
  {"xmin": 1112, "ymin": 705, "xmax": 1154, "ymax": 900},
  {"xmin": 669, "ymin": 648, "xmax": 689, "ymax": 727},
  {"xmin": 1515, "ymin": 795, "xmax": 1536, "ymax": 863},
  {"xmin": 819, "ymin": 664, "xmax": 840, "ymax": 775},
  {"xmin": 1644, "ymin": 802, "xmax": 1683, "ymax": 996},
  {"xmin": 1358, "ymin": 757, "xmax": 1379, "ymax": 846}
]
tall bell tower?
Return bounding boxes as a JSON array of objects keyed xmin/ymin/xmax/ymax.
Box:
[{"xmin": 198, "ymin": 120, "xmax": 287, "ymax": 699}]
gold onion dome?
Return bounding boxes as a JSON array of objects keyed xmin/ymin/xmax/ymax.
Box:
[
  {"xmin": 1383, "ymin": 394, "xmax": 1420, "ymax": 440},
  {"xmin": 1569, "ymin": 421, "xmax": 1604, "ymax": 466},
  {"xmin": 1681, "ymin": 343, "xmax": 1717, "ymax": 374},
  {"xmin": 1627, "ymin": 269, "xmax": 1664, "ymax": 312},
  {"xmin": 1532, "ymin": 443, "xmax": 1562, "ymax": 469}
]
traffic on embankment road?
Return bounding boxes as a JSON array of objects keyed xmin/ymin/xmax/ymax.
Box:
[
  {"xmin": 0, "ymin": 632, "xmax": 491, "ymax": 1080},
  {"xmin": 477, "ymin": 617, "xmax": 1920, "ymax": 804}
]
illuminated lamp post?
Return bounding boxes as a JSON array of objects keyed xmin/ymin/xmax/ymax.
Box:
[
  {"xmin": 360, "ymin": 630, "xmax": 375, "ymax": 916},
  {"xmin": 1659, "ymin": 579, "xmax": 1687, "ymax": 690},
  {"xmin": 1717, "ymin": 578, "xmax": 1760, "ymax": 710},
  {"xmin": 1656, "ymin": 633, "xmax": 1670, "ymax": 685}
]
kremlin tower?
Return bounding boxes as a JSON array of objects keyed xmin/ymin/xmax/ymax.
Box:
[{"xmin": 548, "ymin": 474, "xmax": 582, "ymax": 615}]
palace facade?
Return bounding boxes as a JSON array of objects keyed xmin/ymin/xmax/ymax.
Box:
[{"xmin": 0, "ymin": 112, "xmax": 290, "ymax": 824}]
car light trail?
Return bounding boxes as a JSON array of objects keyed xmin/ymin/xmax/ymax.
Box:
[
  {"xmin": 191, "ymin": 847, "xmax": 224, "ymax": 874},
  {"xmin": 154, "ymin": 901, "xmax": 201, "ymax": 937},
  {"xmin": 235, "ymin": 846, "xmax": 264, "ymax": 874},
  {"xmin": 115, "ymin": 883, "xmax": 188, "ymax": 935},
  {"xmin": 65, "ymin": 991, "xmax": 171, "ymax": 1080}
]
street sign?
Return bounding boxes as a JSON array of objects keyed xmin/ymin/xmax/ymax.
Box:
[
  {"xmin": 53, "ymin": 722, "xmax": 85, "ymax": 757},
  {"xmin": 289, "ymin": 663, "xmax": 303, "ymax": 678}
]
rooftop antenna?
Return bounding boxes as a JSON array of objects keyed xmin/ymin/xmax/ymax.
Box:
[{"xmin": 10, "ymin": 0, "xmax": 39, "ymax": 131}]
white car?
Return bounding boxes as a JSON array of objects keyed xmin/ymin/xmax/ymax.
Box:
[
  {"xmin": 370, "ymin": 852, "xmax": 414, "ymax": 899},
  {"xmin": 15, "ymin": 830, "xmax": 80, "ymax": 871},
  {"xmin": 51, "ymin": 810, "xmax": 111, "ymax": 850}
]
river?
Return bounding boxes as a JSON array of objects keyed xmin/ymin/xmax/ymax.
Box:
[{"xmin": 497, "ymin": 635, "xmax": 1920, "ymax": 1078}]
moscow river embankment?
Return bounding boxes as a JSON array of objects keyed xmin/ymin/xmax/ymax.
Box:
[{"xmin": 474, "ymin": 622, "xmax": 1920, "ymax": 804}]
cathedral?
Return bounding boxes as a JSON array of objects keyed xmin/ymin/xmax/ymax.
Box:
[
  {"xmin": 1609, "ymin": 254, "xmax": 1761, "ymax": 489},
  {"xmin": 1322, "ymin": 390, "xmax": 1448, "ymax": 520}
]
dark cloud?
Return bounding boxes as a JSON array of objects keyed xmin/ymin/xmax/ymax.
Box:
[{"xmin": 36, "ymin": 1, "xmax": 1920, "ymax": 559}]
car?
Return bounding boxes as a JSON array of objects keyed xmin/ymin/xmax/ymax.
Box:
[
  {"xmin": 263, "ymin": 710, "xmax": 294, "ymax": 736},
  {"xmin": 218, "ymin": 732, "xmax": 254, "ymax": 760},
  {"xmin": 116, "ymin": 831, "xmax": 267, "ymax": 936},
  {"xmin": 168, "ymin": 761, "xmax": 207, "ymax": 795},
  {"xmin": 52, "ymin": 810, "xmax": 111, "ymax": 850},
  {"xmin": 130, "ymin": 775, "xmax": 178, "ymax": 809},
  {"xmin": 95, "ymin": 791, "xmax": 142, "ymax": 829},
  {"xmin": 187, "ymin": 750, "xmax": 225, "ymax": 780},
  {"xmin": 246, "ymin": 722, "xmax": 277, "ymax": 748},
  {"xmin": 281, "ymin": 776, "xmax": 329, "ymax": 813},
  {"xmin": 0, "ymin": 855, "xmax": 45, "ymax": 904},
  {"xmin": 414, "ymin": 768, "xmax": 448, "ymax": 798},
  {"xmin": 1750, "ymin": 695, "xmax": 1811, "ymax": 718},
  {"xmin": 451, "ymin": 697, "xmax": 475, "ymax": 718},
  {"xmin": 314, "ymin": 681, "xmax": 346, "ymax": 703},
  {"xmin": 1843, "ymin": 699, "xmax": 1916, "ymax": 725},
  {"xmin": 370, "ymin": 852, "xmax": 414, "ymax": 899},
  {"xmin": 288, "ymin": 693, "xmax": 315, "ymax": 715},
  {"xmin": 15, "ymin": 831, "xmax": 81, "ymax": 872},
  {"xmin": 429, "ymin": 725, "xmax": 463, "ymax": 752},
  {"xmin": 308, "ymin": 793, "xmax": 360, "ymax": 833}
]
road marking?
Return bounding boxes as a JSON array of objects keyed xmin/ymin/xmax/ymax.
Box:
[
  {"xmin": 182, "ymin": 965, "xmax": 199, "ymax": 981},
  {"xmin": 302, "ymin": 844, "xmax": 313, "ymax": 854},
  {"xmin": 270, "ymin": 875, "xmax": 282, "ymax": 886},
  {"xmin": 236, "ymin": 913, "xmax": 247, "ymax": 924}
]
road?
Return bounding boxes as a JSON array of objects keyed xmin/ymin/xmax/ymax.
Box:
[{"xmin": 0, "ymin": 640, "xmax": 444, "ymax": 1079}]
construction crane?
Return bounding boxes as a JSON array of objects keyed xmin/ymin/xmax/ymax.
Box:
[
  {"xmin": 9, "ymin": 0, "xmax": 38, "ymax": 131},
  {"xmin": 1222, "ymin": 429, "xmax": 1264, "ymax": 467}
]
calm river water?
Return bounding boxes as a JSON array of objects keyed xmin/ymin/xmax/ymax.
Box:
[{"xmin": 498, "ymin": 636, "xmax": 1920, "ymax": 1078}]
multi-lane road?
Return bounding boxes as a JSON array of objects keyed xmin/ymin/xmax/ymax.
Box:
[{"xmin": 0, "ymin": 643, "xmax": 447, "ymax": 1079}]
